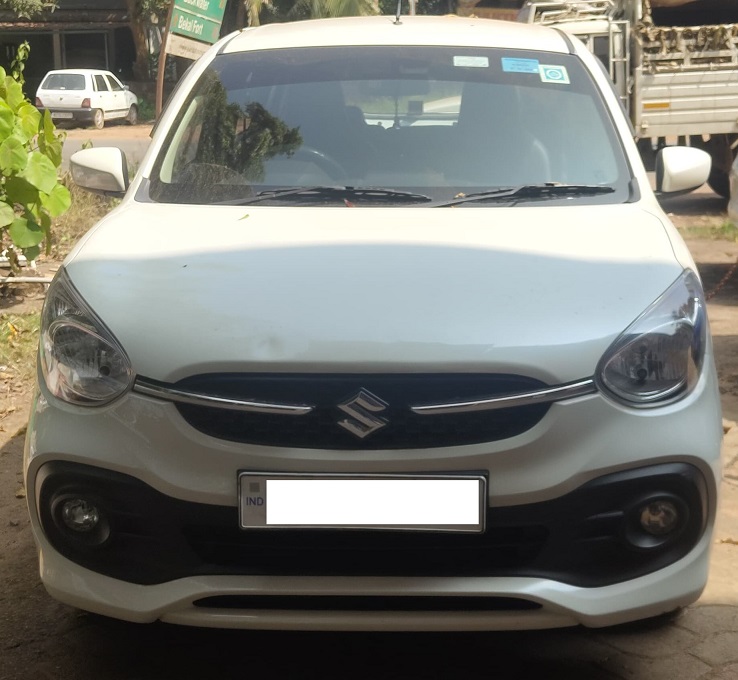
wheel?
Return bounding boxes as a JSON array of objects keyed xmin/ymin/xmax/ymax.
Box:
[
  {"xmin": 126, "ymin": 104, "xmax": 138, "ymax": 126},
  {"xmin": 91, "ymin": 109, "xmax": 104, "ymax": 130},
  {"xmin": 691, "ymin": 133, "xmax": 737, "ymax": 198},
  {"xmin": 708, "ymin": 168, "xmax": 730, "ymax": 199}
]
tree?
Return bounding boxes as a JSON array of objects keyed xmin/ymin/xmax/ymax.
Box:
[
  {"xmin": 0, "ymin": 0, "xmax": 56, "ymax": 17},
  {"xmin": 292, "ymin": 0, "xmax": 377, "ymax": 18},
  {"xmin": 257, "ymin": 0, "xmax": 378, "ymax": 24},
  {"xmin": 125, "ymin": 0, "xmax": 170, "ymax": 81}
]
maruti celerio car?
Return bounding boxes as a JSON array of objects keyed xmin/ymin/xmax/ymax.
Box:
[{"xmin": 25, "ymin": 14, "xmax": 722, "ymax": 630}]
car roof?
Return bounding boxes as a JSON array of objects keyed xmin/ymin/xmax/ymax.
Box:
[
  {"xmin": 222, "ymin": 15, "xmax": 571, "ymax": 54},
  {"xmin": 42, "ymin": 69, "xmax": 114, "ymax": 76}
]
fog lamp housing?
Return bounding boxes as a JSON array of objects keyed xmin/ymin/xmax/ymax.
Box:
[
  {"xmin": 51, "ymin": 493, "xmax": 111, "ymax": 546},
  {"xmin": 640, "ymin": 500, "xmax": 680, "ymax": 536},
  {"xmin": 625, "ymin": 493, "xmax": 689, "ymax": 550}
]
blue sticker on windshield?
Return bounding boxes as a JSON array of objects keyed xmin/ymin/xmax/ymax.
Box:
[
  {"xmin": 501, "ymin": 58, "xmax": 540, "ymax": 74},
  {"xmin": 539, "ymin": 64, "xmax": 570, "ymax": 84}
]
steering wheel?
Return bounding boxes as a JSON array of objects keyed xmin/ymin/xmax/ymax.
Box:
[{"xmin": 280, "ymin": 145, "xmax": 348, "ymax": 181}]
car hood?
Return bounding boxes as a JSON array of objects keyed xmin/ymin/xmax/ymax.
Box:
[{"xmin": 65, "ymin": 202, "xmax": 686, "ymax": 384}]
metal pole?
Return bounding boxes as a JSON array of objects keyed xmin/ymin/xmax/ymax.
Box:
[
  {"xmin": 156, "ymin": 0, "xmax": 176, "ymax": 118},
  {"xmin": 0, "ymin": 277, "xmax": 53, "ymax": 284}
]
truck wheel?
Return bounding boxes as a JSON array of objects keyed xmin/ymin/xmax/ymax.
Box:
[
  {"xmin": 708, "ymin": 169, "xmax": 730, "ymax": 199},
  {"xmin": 92, "ymin": 109, "xmax": 104, "ymax": 130},
  {"xmin": 126, "ymin": 104, "xmax": 138, "ymax": 125},
  {"xmin": 700, "ymin": 134, "xmax": 736, "ymax": 199}
]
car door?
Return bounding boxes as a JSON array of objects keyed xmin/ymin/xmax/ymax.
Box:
[
  {"xmin": 92, "ymin": 73, "xmax": 112, "ymax": 118},
  {"xmin": 104, "ymin": 73, "xmax": 127, "ymax": 119}
]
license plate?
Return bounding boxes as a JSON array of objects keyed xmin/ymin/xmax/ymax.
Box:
[
  {"xmin": 51, "ymin": 112, "xmax": 73, "ymax": 119},
  {"xmin": 238, "ymin": 473, "xmax": 486, "ymax": 532}
]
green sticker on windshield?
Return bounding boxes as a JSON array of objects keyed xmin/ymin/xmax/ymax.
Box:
[{"xmin": 539, "ymin": 65, "xmax": 570, "ymax": 84}]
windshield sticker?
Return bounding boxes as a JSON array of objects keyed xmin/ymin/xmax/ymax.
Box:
[
  {"xmin": 539, "ymin": 65, "xmax": 570, "ymax": 84},
  {"xmin": 501, "ymin": 58, "xmax": 540, "ymax": 74},
  {"xmin": 454, "ymin": 56, "xmax": 489, "ymax": 68}
]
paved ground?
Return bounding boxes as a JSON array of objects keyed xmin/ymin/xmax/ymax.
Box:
[{"xmin": 60, "ymin": 122, "xmax": 154, "ymax": 169}]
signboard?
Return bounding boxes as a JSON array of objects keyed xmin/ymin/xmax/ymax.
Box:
[
  {"xmin": 158, "ymin": 0, "xmax": 226, "ymax": 115},
  {"xmin": 174, "ymin": 0, "xmax": 227, "ymax": 24},
  {"xmin": 171, "ymin": 6, "xmax": 222, "ymax": 44},
  {"xmin": 166, "ymin": 0, "xmax": 227, "ymax": 59},
  {"xmin": 166, "ymin": 32, "xmax": 210, "ymax": 60}
]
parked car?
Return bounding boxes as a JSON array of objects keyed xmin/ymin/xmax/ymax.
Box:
[
  {"xmin": 35, "ymin": 68, "xmax": 138, "ymax": 129},
  {"xmin": 26, "ymin": 15, "xmax": 721, "ymax": 631}
]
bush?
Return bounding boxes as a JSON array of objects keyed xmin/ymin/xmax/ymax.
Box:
[{"xmin": 0, "ymin": 45, "xmax": 70, "ymax": 271}]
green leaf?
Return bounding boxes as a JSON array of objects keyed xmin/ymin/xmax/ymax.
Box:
[
  {"xmin": 0, "ymin": 136, "xmax": 28, "ymax": 173},
  {"xmin": 42, "ymin": 138, "xmax": 63, "ymax": 168},
  {"xmin": 4, "ymin": 176, "xmax": 38, "ymax": 206},
  {"xmin": 0, "ymin": 100, "xmax": 13, "ymax": 140},
  {"xmin": 43, "ymin": 108, "xmax": 55, "ymax": 139},
  {"xmin": 22, "ymin": 244, "xmax": 40, "ymax": 262},
  {"xmin": 18, "ymin": 151, "xmax": 57, "ymax": 194},
  {"xmin": 8, "ymin": 216, "xmax": 44, "ymax": 248},
  {"xmin": 4, "ymin": 76, "xmax": 25, "ymax": 111},
  {"xmin": 0, "ymin": 201, "xmax": 15, "ymax": 227},
  {"xmin": 40, "ymin": 183, "xmax": 71, "ymax": 217},
  {"xmin": 17, "ymin": 102, "xmax": 41, "ymax": 140}
]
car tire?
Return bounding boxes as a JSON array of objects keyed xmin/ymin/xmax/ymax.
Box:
[
  {"xmin": 92, "ymin": 109, "xmax": 104, "ymax": 130},
  {"xmin": 690, "ymin": 133, "xmax": 736, "ymax": 198},
  {"xmin": 126, "ymin": 104, "xmax": 138, "ymax": 126}
]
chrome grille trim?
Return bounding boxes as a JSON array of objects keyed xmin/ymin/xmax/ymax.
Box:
[
  {"xmin": 133, "ymin": 379, "xmax": 314, "ymax": 415},
  {"xmin": 134, "ymin": 376, "xmax": 595, "ymax": 418},
  {"xmin": 410, "ymin": 379, "xmax": 597, "ymax": 415}
]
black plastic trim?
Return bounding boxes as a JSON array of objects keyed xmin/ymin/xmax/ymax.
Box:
[{"xmin": 36, "ymin": 461, "xmax": 709, "ymax": 588}]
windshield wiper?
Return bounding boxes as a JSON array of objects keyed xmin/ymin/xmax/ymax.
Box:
[
  {"xmin": 429, "ymin": 183, "xmax": 616, "ymax": 208},
  {"xmin": 219, "ymin": 186, "xmax": 434, "ymax": 206}
]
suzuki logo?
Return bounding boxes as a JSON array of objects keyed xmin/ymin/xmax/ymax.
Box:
[{"xmin": 337, "ymin": 389, "xmax": 389, "ymax": 439}]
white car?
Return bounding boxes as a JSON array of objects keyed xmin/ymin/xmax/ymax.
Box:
[
  {"xmin": 35, "ymin": 68, "xmax": 139, "ymax": 129},
  {"xmin": 26, "ymin": 15, "xmax": 721, "ymax": 631}
]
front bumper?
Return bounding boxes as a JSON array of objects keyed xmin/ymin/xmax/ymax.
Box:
[
  {"xmin": 35, "ymin": 460, "xmax": 708, "ymax": 589},
  {"xmin": 24, "ymin": 363, "xmax": 723, "ymax": 630}
]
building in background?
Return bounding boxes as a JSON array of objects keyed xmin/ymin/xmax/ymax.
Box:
[{"xmin": 0, "ymin": 0, "xmax": 135, "ymax": 98}]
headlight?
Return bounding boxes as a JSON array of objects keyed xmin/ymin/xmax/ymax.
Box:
[
  {"xmin": 597, "ymin": 270, "xmax": 706, "ymax": 406},
  {"xmin": 40, "ymin": 268, "xmax": 133, "ymax": 406}
]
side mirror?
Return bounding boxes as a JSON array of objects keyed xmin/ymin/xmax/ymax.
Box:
[
  {"xmin": 70, "ymin": 147, "xmax": 129, "ymax": 197},
  {"xmin": 655, "ymin": 146, "xmax": 711, "ymax": 195}
]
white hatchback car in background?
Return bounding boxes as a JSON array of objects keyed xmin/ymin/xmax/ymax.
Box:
[
  {"xmin": 35, "ymin": 68, "xmax": 139, "ymax": 129},
  {"xmin": 27, "ymin": 15, "xmax": 721, "ymax": 631}
]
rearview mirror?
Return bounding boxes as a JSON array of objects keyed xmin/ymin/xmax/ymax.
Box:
[
  {"xmin": 655, "ymin": 146, "xmax": 711, "ymax": 195},
  {"xmin": 70, "ymin": 147, "xmax": 129, "ymax": 197}
]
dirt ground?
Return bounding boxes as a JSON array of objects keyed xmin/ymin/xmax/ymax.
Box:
[
  {"xmin": 1, "ymin": 188, "xmax": 738, "ymax": 679},
  {"xmin": 61, "ymin": 122, "xmax": 154, "ymax": 140}
]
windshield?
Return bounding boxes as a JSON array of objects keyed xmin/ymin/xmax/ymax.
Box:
[
  {"xmin": 41, "ymin": 73, "xmax": 86, "ymax": 90},
  {"xmin": 148, "ymin": 45, "xmax": 632, "ymax": 206}
]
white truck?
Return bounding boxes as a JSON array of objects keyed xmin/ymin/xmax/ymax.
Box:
[{"xmin": 517, "ymin": 0, "xmax": 738, "ymax": 196}]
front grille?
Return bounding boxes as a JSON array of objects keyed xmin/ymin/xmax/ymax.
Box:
[
  {"xmin": 168, "ymin": 373, "xmax": 551, "ymax": 449},
  {"xmin": 37, "ymin": 462, "xmax": 708, "ymax": 588}
]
